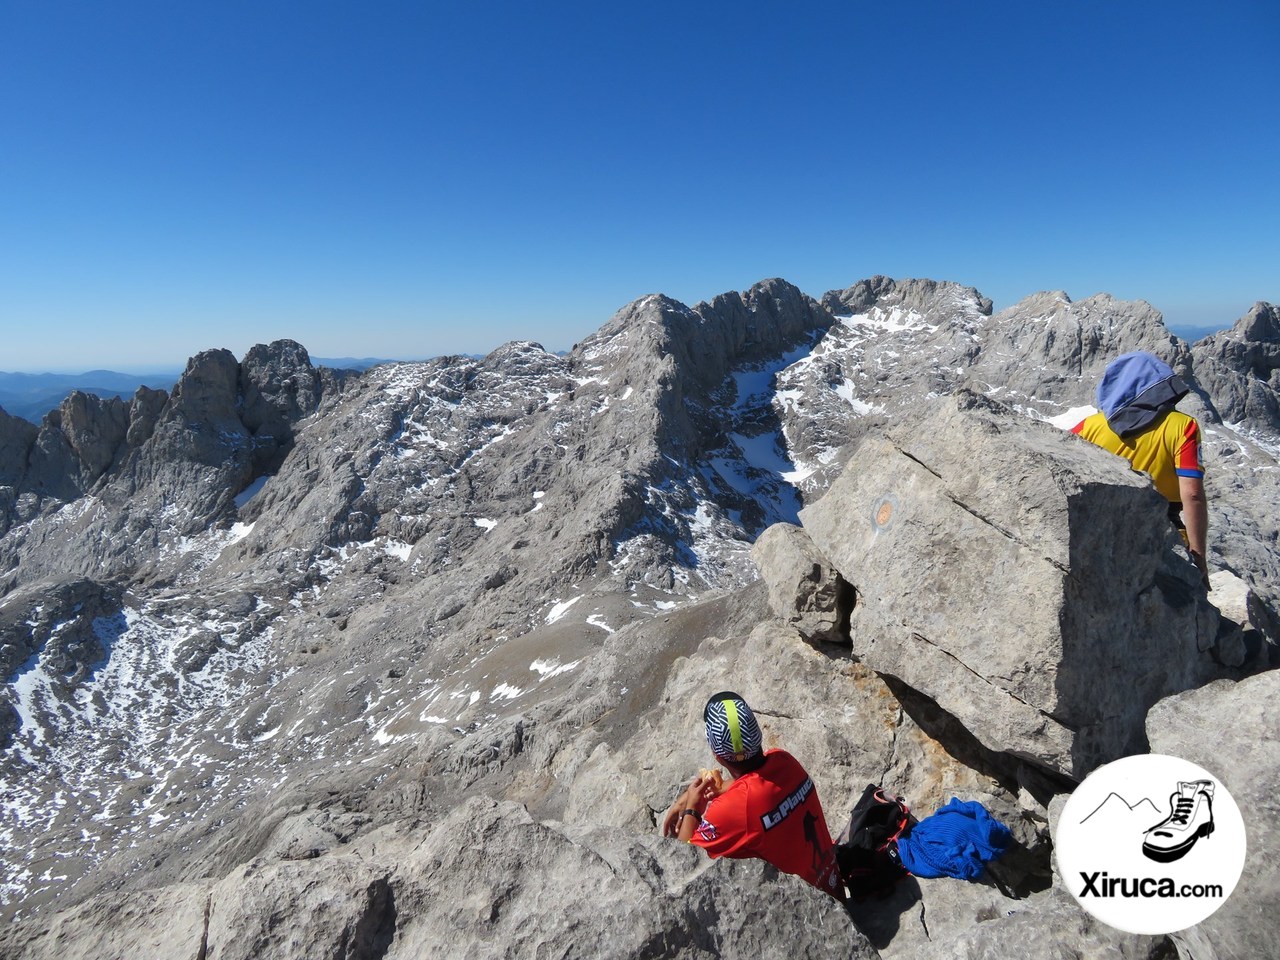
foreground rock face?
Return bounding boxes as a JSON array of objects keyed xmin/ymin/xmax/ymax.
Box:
[
  {"xmin": 800, "ymin": 393, "xmax": 1227, "ymax": 779},
  {"xmin": 1146, "ymin": 671, "xmax": 1279, "ymax": 960},
  {"xmin": 6, "ymin": 801, "xmax": 876, "ymax": 960}
]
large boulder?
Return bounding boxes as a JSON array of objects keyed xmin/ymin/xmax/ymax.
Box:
[
  {"xmin": 909, "ymin": 885, "xmax": 1171, "ymax": 960},
  {"xmin": 750, "ymin": 522, "xmax": 854, "ymax": 645},
  {"xmin": 1146, "ymin": 671, "xmax": 1280, "ymax": 960},
  {"xmin": 1207, "ymin": 570, "xmax": 1279, "ymax": 669},
  {"xmin": 0, "ymin": 882, "xmax": 212, "ymax": 960},
  {"xmin": 799, "ymin": 392, "xmax": 1226, "ymax": 780},
  {"xmin": 383, "ymin": 799, "xmax": 878, "ymax": 960}
]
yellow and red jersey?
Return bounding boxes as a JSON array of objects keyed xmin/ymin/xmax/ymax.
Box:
[{"xmin": 1071, "ymin": 410, "xmax": 1204, "ymax": 504}]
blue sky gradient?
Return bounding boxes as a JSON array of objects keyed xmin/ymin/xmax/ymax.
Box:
[{"xmin": 2, "ymin": 1, "xmax": 1277, "ymax": 372}]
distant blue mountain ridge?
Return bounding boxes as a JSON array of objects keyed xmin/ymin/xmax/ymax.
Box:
[
  {"xmin": 0, "ymin": 357, "xmax": 406, "ymax": 424},
  {"xmin": 1167, "ymin": 323, "xmax": 1230, "ymax": 343},
  {"xmin": 0, "ymin": 370, "xmax": 180, "ymax": 424}
]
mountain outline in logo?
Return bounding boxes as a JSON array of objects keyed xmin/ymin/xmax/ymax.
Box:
[{"xmin": 1079, "ymin": 792, "xmax": 1162, "ymax": 826}]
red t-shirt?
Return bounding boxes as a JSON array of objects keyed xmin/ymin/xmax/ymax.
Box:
[{"xmin": 690, "ymin": 749, "xmax": 840, "ymax": 896}]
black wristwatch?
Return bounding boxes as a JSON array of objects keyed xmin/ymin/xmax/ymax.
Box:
[{"xmin": 681, "ymin": 809, "xmax": 699, "ymax": 819}]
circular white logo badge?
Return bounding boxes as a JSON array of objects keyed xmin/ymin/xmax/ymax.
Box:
[{"xmin": 1056, "ymin": 754, "xmax": 1246, "ymax": 935}]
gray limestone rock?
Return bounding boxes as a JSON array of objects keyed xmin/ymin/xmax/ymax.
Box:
[
  {"xmin": 53, "ymin": 391, "xmax": 130, "ymax": 483},
  {"xmin": 0, "ymin": 340, "xmax": 331, "ymax": 590},
  {"xmin": 799, "ymin": 392, "xmax": 1226, "ymax": 779},
  {"xmin": 1191, "ymin": 301, "xmax": 1280, "ymax": 432},
  {"xmin": 124, "ymin": 384, "xmax": 168, "ymax": 448},
  {"xmin": 1207, "ymin": 570, "xmax": 1278, "ymax": 668},
  {"xmin": 975, "ymin": 292, "xmax": 1192, "ymax": 400},
  {"xmin": 240, "ymin": 339, "xmax": 323, "ymax": 437},
  {"xmin": 0, "ymin": 407, "xmax": 38, "ymax": 538},
  {"xmin": 750, "ymin": 522, "xmax": 853, "ymax": 644},
  {"xmin": 379, "ymin": 798, "xmax": 877, "ymax": 960},
  {"xmin": 0, "ymin": 881, "xmax": 212, "ymax": 960},
  {"xmin": 0, "ymin": 758, "xmax": 879, "ymax": 960},
  {"xmin": 821, "ymin": 276, "xmax": 994, "ymax": 319},
  {"xmin": 908, "ymin": 885, "xmax": 1173, "ymax": 960},
  {"xmin": 0, "ymin": 406, "xmax": 37, "ymax": 487},
  {"xmin": 0, "ymin": 579, "xmax": 124, "ymax": 748},
  {"xmin": 1147, "ymin": 672, "xmax": 1280, "ymax": 960},
  {"xmin": 15, "ymin": 392, "xmax": 132, "ymax": 507}
]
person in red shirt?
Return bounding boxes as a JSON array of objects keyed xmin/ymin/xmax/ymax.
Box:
[{"xmin": 660, "ymin": 691, "xmax": 844, "ymax": 900}]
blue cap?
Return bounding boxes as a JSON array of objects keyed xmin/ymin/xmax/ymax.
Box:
[{"xmin": 1096, "ymin": 351, "xmax": 1188, "ymax": 438}]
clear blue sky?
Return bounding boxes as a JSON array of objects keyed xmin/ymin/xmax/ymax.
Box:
[{"xmin": 2, "ymin": 0, "xmax": 1277, "ymax": 373}]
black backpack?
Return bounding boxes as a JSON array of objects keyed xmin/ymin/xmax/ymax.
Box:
[{"xmin": 834, "ymin": 784, "xmax": 914, "ymax": 900}]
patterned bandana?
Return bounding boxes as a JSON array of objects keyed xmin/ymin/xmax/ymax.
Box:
[{"xmin": 703, "ymin": 691, "xmax": 762, "ymax": 762}]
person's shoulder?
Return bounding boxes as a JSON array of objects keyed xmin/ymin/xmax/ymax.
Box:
[
  {"xmin": 1072, "ymin": 411, "xmax": 1108, "ymax": 435},
  {"xmin": 1156, "ymin": 409, "xmax": 1202, "ymax": 443},
  {"xmin": 761, "ymin": 749, "xmax": 811, "ymax": 777}
]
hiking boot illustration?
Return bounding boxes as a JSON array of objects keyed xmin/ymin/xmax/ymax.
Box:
[{"xmin": 1142, "ymin": 780, "xmax": 1215, "ymax": 863}]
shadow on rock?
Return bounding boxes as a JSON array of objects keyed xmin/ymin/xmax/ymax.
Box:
[{"xmin": 843, "ymin": 876, "xmax": 923, "ymax": 950}]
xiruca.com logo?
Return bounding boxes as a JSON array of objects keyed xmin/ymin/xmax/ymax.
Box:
[{"xmin": 1056, "ymin": 755, "xmax": 1247, "ymax": 935}]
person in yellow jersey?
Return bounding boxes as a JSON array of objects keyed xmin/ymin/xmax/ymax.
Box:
[{"xmin": 1072, "ymin": 351, "xmax": 1209, "ymax": 588}]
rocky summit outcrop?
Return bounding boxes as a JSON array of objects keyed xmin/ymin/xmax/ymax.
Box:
[
  {"xmin": 821, "ymin": 276, "xmax": 995, "ymax": 319},
  {"xmin": 5, "ymin": 801, "xmax": 871, "ymax": 960},
  {"xmin": 799, "ymin": 392, "xmax": 1231, "ymax": 779},
  {"xmin": 1, "ymin": 278, "xmax": 1278, "ymax": 959}
]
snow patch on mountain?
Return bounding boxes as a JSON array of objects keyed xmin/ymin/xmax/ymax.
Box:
[{"xmin": 1, "ymin": 596, "xmax": 283, "ymax": 913}]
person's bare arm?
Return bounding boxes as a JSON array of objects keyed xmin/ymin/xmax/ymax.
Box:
[
  {"xmin": 661, "ymin": 773, "xmax": 721, "ymax": 840},
  {"xmin": 677, "ymin": 790, "xmax": 701, "ymax": 842},
  {"xmin": 1179, "ymin": 474, "xmax": 1209, "ymax": 588}
]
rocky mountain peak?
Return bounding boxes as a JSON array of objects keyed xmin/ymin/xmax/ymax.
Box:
[
  {"xmin": 1233, "ymin": 300, "xmax": 1280, "ymax": 343},
  {"xmin": 1189, "ymin": 301, "xmax": 1280, "ymax": 431},
  {"xmin": 820, "ymin": 276, "xmax": 994, "ymax": 318},
  {"xmin": 52, "ymin": 390, "xmax": 131, "ymax": 482},
  {"xmin": 975, "ymin": 289, "xmax": 1190, "ymax": 394},
  {"xmin": 240, "ymin": 338, "xmax": 322, "ymax": 437},
  {"xmin": 1000, "ymin": 289, "xmax": 1073, "ymax": 314},
  {"xmin": 168, "ymin": 347, "xmax": 242, "ymax": 429},
  {"xmin": 478, "ymin": 340, "xmax": 559, "ymax": 377},
  {"xmin": 0, "ymin": 407, "xmax": 38, "ymax": 488}
]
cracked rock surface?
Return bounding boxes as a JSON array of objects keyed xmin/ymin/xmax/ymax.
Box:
[{"xmin": 800, "ymin": 393, "xmax": 1229, "ymax": 778}]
